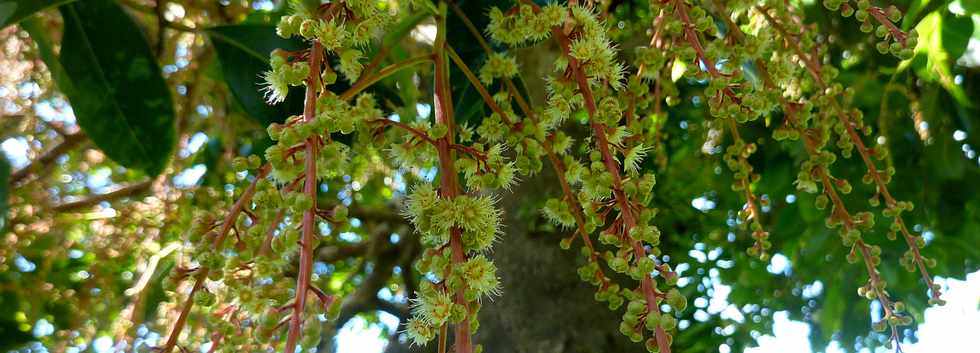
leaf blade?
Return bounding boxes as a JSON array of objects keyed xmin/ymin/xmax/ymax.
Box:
[
  {"xmin": 206, "ymin": 24, "xmax": 306, "ymax": 126},
  {"xmin": 54, "ymin": 0, "xmax": 176, "ymax": 175},
  {"xmin": 0, "ymin": 0, "xmax": 75, "ymax": 29}
]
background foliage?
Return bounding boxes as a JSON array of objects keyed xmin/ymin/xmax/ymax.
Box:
[{"xmin": 0, "ymin": 0, "xmax": 978, "ymax": 352}]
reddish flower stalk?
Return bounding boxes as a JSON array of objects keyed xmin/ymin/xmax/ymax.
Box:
[
  {"xmin": 554, "ymin": 20, "xmax": 673, "ymax": 353},
  {"xmin": 432, "ymin": 9, "xmax": 472, "ymax": 353},
  {"xmin": 722, "ymin": 4, "xmax": 903, "ymax": 307},
  {"xmin": 444, "ymin": 45, "xmax": 611, "ymax": 287},
  {"xmin": 282, "ymin": 39, "xmax": 323, "ymax": 353},
  {"xmin": 159, "ymin": 164, "xmax": 271, "ymax": 353},
  {"xmin": 671, "ymin": 1, "xmax": 768, "ymax": 254},
  {"xmin": 455, "ymin": 0, "xmax": 616, "ymax": 287},
  {"xmin": 757, "ymin": 7, "xmax": 938, "ymax": 300},
  {"xmin": 801, "ymin": 131, "xmax": 903, "ymax": 346},
  {"xmin": 867, "ymin": 7, "xmax": 908, "ymax": 46}
]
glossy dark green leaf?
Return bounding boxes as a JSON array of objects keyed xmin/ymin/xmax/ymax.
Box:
[
  {"xmin": 206, "ymin": 25, "xmax": 306, "ymax": 126},
  {"xmin": 447, "ymin": 0, "xmax": 503, "ymax": 126},
  {"xmin": 0, "ymin": 0, "xmax": 74, "ymax": 28},
  {"xmin": 56, "ymin": 0, "xmax": 176, "ymax": 175}
]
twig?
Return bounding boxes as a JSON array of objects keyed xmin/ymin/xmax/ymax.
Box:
[
  {"xmin": 10, "ymin": 131, "xmax": 86, "ymax": 184},
  {"xmin": 52, "ymin": 179, "xmax": 154, "ymax": 212}
]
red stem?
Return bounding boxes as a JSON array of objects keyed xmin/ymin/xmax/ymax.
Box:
[
  {"xmin": 553, "ymin": 19, "xmax": 672, "ymax": 353},
  {"xmin": 159, "ymin": 165, "xmax": 271, "ymax": 353},
  {"xmin": 283, "ymin": 40, "xmax": 323, "ymax": 353}
]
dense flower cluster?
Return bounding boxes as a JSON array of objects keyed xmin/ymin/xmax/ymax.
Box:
[{"xmin": 151, "ymin": 1, "xmax": 946, "ymax": 353}]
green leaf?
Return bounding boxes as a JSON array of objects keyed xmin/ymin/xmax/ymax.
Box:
[
  {"xmin": 0, "ymin": 0, "xmax": 75, "ymax": 29},
  {"xmin": 206, "ymin": 25, "xmax": 306, "ymax": 126},
  {"xmin": 900, "ymin": 11, "xmax": 973, "ymax": 105},
  {"xmin": 962, "ymin": 0, "xmax": 980, "ymax": 14},
  {"xmin": 21, "ymin": 17, "xmax": 69, "ymax": 96},
  {"xmin": 0, "ymin": 156, "xmax": 8, "ymax": 230},
  {"xmin": 54, "ymin": 0, "xmax": 176, "ymax": 175},
  {"xmin": 447, "ymin": 0, "xmax": 501, "ymax": 126},
  {"xmin": 940, "ymin": 14, "xmax": 973, "ymax": 61}
]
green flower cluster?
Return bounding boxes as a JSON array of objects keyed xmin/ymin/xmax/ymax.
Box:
[
  {"xmin": 485, "ymin": 4, "xmax": 684, "ymax": 352},
  {"xmin": 401, "ymin": 184, "xmax": 503, "ymax": 346},
  {"xmin": 487, "ymin": 3, "xmax": 565, "ymax": 45},
  {"xmin": 265, "ymin": 0, "xmax": 393, "ymax": 102},
  {"xmin": 262, "ymin": 50, "xmax": 310, "ymax": 104},
  {"xmin": 402, "ymin": 184, "xmax": 501, "ymax": 252},
  {"xmin": 823, "ymin": 0, "xmax": 916, "ymax": 59},
  {"xmin": 478, "ymin": 53, "xmax": 518, "ymax": 85}
]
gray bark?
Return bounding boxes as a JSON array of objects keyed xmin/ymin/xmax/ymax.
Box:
[{"xmin": 472, "ymin": 169, "xmax": 640, "ymax": 353}]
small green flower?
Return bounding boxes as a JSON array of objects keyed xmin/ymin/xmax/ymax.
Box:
[{"xmin": 406, "ymin": 317, "xmax": 436, "ymax": 346}]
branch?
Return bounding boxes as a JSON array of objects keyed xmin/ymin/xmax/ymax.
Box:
[
  {"xmin": 549, "ymin": 5, "xmax": 672, "ymax": 352},
  {"xmin": 159, "ymin": 165, "xmax": 271, "ymax": 353},
  {"xmin": 52, "ymin": 179, "xmax": 154, "ymax": 212},
  {"xmin": 10, "ymin": 131, "xmax": 86, "ymax": 185}
]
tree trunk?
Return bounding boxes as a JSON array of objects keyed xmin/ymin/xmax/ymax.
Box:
[{"xmin": 473, "ymin": 169, "xmax": 640, "ymax": 353}]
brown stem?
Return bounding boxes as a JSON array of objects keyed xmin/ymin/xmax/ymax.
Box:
[
  {"xmin": 553, "ymin": 19, "xmax": 672, "ymax": 353},
  {"xmin": 10, "ymin": 131, "xmax": 86, "ymax": 185},
  {"xmin": 368, "ymin": 118, "xmax": 438, "ymax": 146},
  {"xmin": 159, "ymin": 271, "xmax": 206, "ymax": 353},
  {"xmin": 755, "ymin": 7, "xmax": 936, "ymax": 298},
  {"xmin": 52, "ymin": 179, "xmax": 153, "ymax": 212},
  {"xmin": 259, "ymin": 210, "xmax": 286, "ymax": 257},
  {"xmin": 431, "ymin": 7, "xmax": 472, "ymax": 353},
  {"xmin": 447, "ymin": 0, "xmax": 534, "ymax": 118},
  {"xmin": 339, "ymin": 54, "xmax": 433, "ymax": 101},
  {"xmin": 283, "ymin": 39, "xmax": 324, "ymax": 353},
  {"xmin": 674, "ymin": 0, "xmax": 722, "ymax": 77},
  {"xmin": 867, "ymin": 7, "xmax": 908, "ymax": 46},
  {"xmin": 159, "ymin": 164, "xmax": 271, "ymax": 353},
  {"xmin": 446, "ymin": 37, "xmax": 609, "ymax": 285}
]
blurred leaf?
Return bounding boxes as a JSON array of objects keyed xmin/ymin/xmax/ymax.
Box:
[
  {"xmin": 0, "ymin": 0, "xmax": 75, "ymax": 28},
  {"xmin": 54, "ymin": 0, "xmax": 176, "ymax": 175},
  {"xmin": 206, "ymin": 25, "xmax": 306, "ymax": 126},
  {"xmin": 817, "ymin": 279, "xmax": 844, "ymax": 338},
  {"xmin": 374, "ymin": 11, "xmax": 429, "ymax": 122},
  {"xmin": 963, "ymin": 0, "xmax": 980, "ymax": 14},
  {"xmin": 0, "ymin": 156, "xmax": 8, "ymax": 230}
]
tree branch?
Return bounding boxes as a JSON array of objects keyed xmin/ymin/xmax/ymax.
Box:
[
  {"xmin": 52, "ymin": 179, "xmax": 154, "ymax": 212},
  {"xmin": 10, "ymin": 131, "xmax": 86, "ymax": 185}
]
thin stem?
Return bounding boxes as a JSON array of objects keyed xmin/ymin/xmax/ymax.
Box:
[
  {"xmin": 673, "ymin": 1, "xmax": 766, "ymax": 251},
  {"xmin": 867, "ymin": 7, "xmax": 908, "ymax": 46},
  {"xmin": 756, "ymin": 6, "xmax": 937, "ymax": 299},
  {"xmin": 446, "ymin": 37, "xmax": 609, "ymax": 286},
  {"xmin": 368, "ymin": 118, "xmax": 438, "ymax": 146},
  {"xmin": 159, "ymin": 271, "xmax": 206, "ymax": 353},
  {"xmin": 159, "ymin": 165, "xmax": 270, "ymax": 353},
  {"xmin": 552, "ymin": 17, "xmax": 672, "ymax": 353},
  {"xmin": 447, "ymin": 0, "xmax": 534, "ymax": 118},
  {"xmin": 340, "ymin": 54, "xmax": 434, "ymax": 101},
  {"xmin": 445, "ymin": 46, "xmax": 514, "ymax": 126},
  {"xmin": 10, "ymin": 131, "xmax": 87, "ymax": 185}
]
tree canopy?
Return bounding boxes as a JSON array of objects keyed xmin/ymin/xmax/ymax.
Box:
[{"xmin": 0, "ymin": 0, "xmax": 978, "ymax": 353}]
